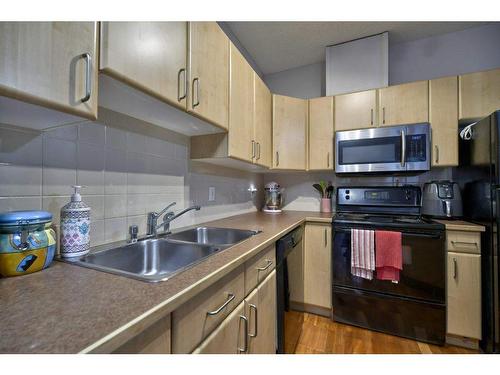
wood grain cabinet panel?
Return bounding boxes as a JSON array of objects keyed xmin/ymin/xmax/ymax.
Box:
[
  {"xmin": 272, "ymin": 94, "xmax": 308, "ymax": 170},
  {"xmin": 188, "ymin": 22, "xmax": 229, "ymax": 130},
  {"xmin": 99, "ymin": 22, "xmax": 187, "ymax": 110},
  {"xmin": 244, "ymin": 244, "xmax": 276, "ymax": 296},
  {"xmin": 0, "ymin": 22, "xmax": 98, "ymax": 119},
  {"xmin": 254, "ymin": 73, "xmax": 272, "ymax": 168},
  {"xmin": 228, "ymin": 43, "xmax": 254, "ymax": 162},
  {"xmin": 430, "ymin": 76, "xmax": 459, "ymax": 167},
  {"xmin": 335, "ymin": 89, "xmax": 377, "ymax": 131},
  {"xmin": 447, "ymin": 252, "xmax": 482, "ymax": 339},
  {"xmin": 378, "ymin": 81, "xmax": 429, "ymax": 126},
  {"xmin": 246, "ymin": 270, "xmax": 277, "ymax": 354},
  {"xmin": 304, "ymin": 223, "xmax": 332, "ymax": 311},
  {"xmin": 192, "ymin": 301, "xmax": 247, "ymax": 354},
  {"xmin": 172, "ymin": 265, "xmax": 245, "ymax": 353},
  {"xmin": 459, "ymin": 68, "xmax": 500, "ymax": 120},
  {"xmin": 309, "ymin": 96, "xmax": 334, "ymax": 170}
]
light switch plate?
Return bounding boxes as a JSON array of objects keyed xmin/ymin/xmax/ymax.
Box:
[{"xmin": 208, "ymin": 187, "xmax": 215, "ymax": 202}]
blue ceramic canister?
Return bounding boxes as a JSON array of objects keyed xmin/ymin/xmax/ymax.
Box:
[{"xmin": 0, "ymin": 210, "xmax": 56, "ymax": 277}]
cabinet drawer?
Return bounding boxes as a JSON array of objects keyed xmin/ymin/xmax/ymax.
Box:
[
  {"xmin": 172, "ymin": 265, "xmax": 245, "ymax": 353},
  {"xmin": 447, "ymin": 231, "xmax": 481, "ymax": 254},
  {"xmin": 244, "ymin": 244, "xmax": 276, "ymax": 296}
]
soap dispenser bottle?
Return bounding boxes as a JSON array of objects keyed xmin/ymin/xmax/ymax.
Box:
[{"xmin": 60, "ymin": 185, "xmax": 90, "ymax": 258}]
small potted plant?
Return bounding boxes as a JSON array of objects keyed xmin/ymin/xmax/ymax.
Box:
[{"xmin": 313, "ymin": 181, "xmax": 334, "ymax": 213}]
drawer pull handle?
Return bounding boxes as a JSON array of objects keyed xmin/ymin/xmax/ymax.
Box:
[
  {"xmin": 451, "ymin": 240, "xmax": 478, "ymax": 247},
  {"xmin": 238, "ymin": 315, "xmax": 249, "ymax": 353},
  {"xmin": 207, "ymin": 293, "xmax": 235, "ymax": 316},
  {"xmin": 249, "ymin": 304, "xmax": 258, "ymax": 338},
  {"xmin": 257, "ymin": 259, "xmax": 273, "ymax": 272},
  {"xmin": 453, "ymin": 258, "xmax": 458, "ymax": 279}
]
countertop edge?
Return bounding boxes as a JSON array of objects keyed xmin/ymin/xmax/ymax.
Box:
[
  {"xmin": 435, "ymin": 219, "xmax": 486, "ymax": 232},
  {"xmin": 80, "ymin": 215, "xmax": 322, "ymax": 353}
]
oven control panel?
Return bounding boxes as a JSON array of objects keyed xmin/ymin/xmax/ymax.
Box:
[{"xmin": 337, "ymin": 186, "xmax": 421, "ymax": 207}]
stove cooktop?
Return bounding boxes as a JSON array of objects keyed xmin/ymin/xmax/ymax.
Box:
[{"xmin": 333, "ymin": 212, "xmax": 444, "ymax": 230}]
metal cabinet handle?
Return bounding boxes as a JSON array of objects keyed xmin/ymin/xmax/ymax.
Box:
[
  {"xmin": 257, "ymin": 259, "xmax": 273, "ymax": 272},
  {"xmin": 276, "ymin": 151, "xmax": 279, "ymax": 166},
  {"xmin": 238, "ymin": 315, "xmax": 249, "ymax": 353},
  {"xmin": 453, "ymin": 258, "xmax": 458, "ymax": 279},
  {"xmin": 401, "ymin": 129, "xmax": 406, "ymax": 167},
  {"xmin": 251, "ymin": 140, "xmax": 256, "ymax": 159},
  {"xmin": 207, "ymin": 293, "xmax": 235, "ymax": 316},
  {"xmin": 249, "ymin": 304, "xmax": 258, "ymax": 338},
  {"xmin": 257, "ymin": 142, "xmax": 261, "ymax": 160},
  {"xmin": 327, "ymin": 152, "xmax": 330, "ymax": 168},
  {"xmin": 192, "ymin": 77, "xmax": 200, "ymax": 108},
  {"xmin": 382, "ymin": 107, "xmax": 386, "ymax": 124},
  {"xmin": 451, "ymin": 240, "xmax": 478, "ymax": 247},
  {"xmin": 81, "ymin": 53, "xmax": 92, "ymax": 103},
  {"xmin": 177, "ymin": 68, "xmax": 187, "ymax": 101},
  {"xmin": 370, "ymin": 108, "xmax": 374, "ymax": 126},
  {"xmin": 324, "ymin": 228, "xmax": 328, "ymax": 247},
  {"xmin": 435, "ymin": 145, "xmax": 439, "ymax": 164}
]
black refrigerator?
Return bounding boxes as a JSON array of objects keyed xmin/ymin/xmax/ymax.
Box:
[{"xmin": 459, "ymin": 110, "xmax": 500, "ymax": 353}]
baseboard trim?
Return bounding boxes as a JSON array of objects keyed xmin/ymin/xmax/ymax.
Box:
[
  {"xmin": 290, "ymin": 301, "xmax": 332, "ymax": 319},
  {"xmin": 446, "ymin": 334, "xmax": 480, "ymax": 350}
]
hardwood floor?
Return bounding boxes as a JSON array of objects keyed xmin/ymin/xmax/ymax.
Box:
[{"xmin": 294, "ymin": 312, "xmax": 479, "ymax": 354}]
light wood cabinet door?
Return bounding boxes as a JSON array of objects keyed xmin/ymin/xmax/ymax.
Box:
[
  {"xmin": 459, "ymin": 68, "xmax": 500, "ymax": 120},
  {"xmin": 246, "ymin": 270, "xmax": 277, "ymax": 354},
  {"xmin": 192, "ymin": 301, "xmax": 247, "ymax": 354},
  {"xmin": 335, "ymin": 89, "xmax": 377, "ymax": 131},
  {"xmin": 309, "ymin": 96, "xmax": 334, "ymax": 170},
  {"xmin": 244, "ymin": 244, "xmax": 275, "ymax": 296},
  {"xmin": 378, "ymin": 81, "xmax": 429, "ymax": 126},
  {"xmin": 430, "ymin": 76, "xmax": 459, "ymax": 167},
  {"xmin": 113, "ymin": 314, "xmax": 171, "ymax": 354},
  {"xmin": 447, "ymin": 252, "xmax": 481, "ymax": 340},
  {"xmin": 254, "ymin": 73, "xmax": 272, "ymax": 168},
  {"xmin": 272, "ymin": 94, "xmax": 308, "ymax": 170},
  {"xmin": 0, "ymin": 22, "xmax": 98, "ymax": 119},
  {"xmin": 304, "ymin": 223, "xmax": 332, "ymax": 310},
  {"xmin": 188, "ymin": 22, "xmax": 229, "ymax": 129},
  {"xmin": 100, "ymin": 22, "xmax": 187, "ymax": 110},
  {"xmin": 228, "ymin": 43, "xmax": 254, "ymax": 162}
]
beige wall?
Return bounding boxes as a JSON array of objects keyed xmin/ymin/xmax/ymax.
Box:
[{"xmin": 0, "ymin": 109, "xmax": 262, "ymax": 248}]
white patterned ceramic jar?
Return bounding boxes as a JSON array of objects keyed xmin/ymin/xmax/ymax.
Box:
[{"xmin": 60, "ymin": 186, "xmax": 90, "ymax": 258}]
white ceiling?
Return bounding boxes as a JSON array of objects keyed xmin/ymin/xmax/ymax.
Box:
[{"xmin": 225, "ymin": 22, "xmax": 489, "ymax": 75}]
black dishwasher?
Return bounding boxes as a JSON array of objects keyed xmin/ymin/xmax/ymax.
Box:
[{"xmin": 276, "ymin": 226, "xmax": 303, "ymax": 354}]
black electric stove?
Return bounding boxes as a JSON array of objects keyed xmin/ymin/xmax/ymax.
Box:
[{"xmin": 332, "ymin": 186, "xmax": 446, "ymax": 345}]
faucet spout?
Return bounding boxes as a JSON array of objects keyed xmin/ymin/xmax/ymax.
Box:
[{"xmin": 147, "ymin": 203, "xmax": 200, "ymax": 237}]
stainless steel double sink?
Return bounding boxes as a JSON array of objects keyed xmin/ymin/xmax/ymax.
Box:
[{"xmin": 63, "ymin": 227, "xmax": 260, "ymax": 282}]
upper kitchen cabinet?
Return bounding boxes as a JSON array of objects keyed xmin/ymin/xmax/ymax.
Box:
[
  {"xmin": 335, "ymin": 89, "xmax": 377, "ymax": 131},
  {"xmin": 253, "ymin": 73, "xmax": 272, "ymax": 168},
  {"xmin": 272, "ymin": 94, "xmax": 308, "ymax": 170},
  {"xmin": 459, "ymin": 68, "xmax": 500, "ymax": 121},
  {"xmin": 0, "ymin": 22, "xmax": 98, "ymax": 123},
  {"xmin": 378, "ymin": 80, "xmax": 429, "ymax": 126},
  {"xmin": 430, "ymin": 76, "xmax": 459, "ymax": 167},
  {"xmin": 309, "ymin": 96, "xmax": 334, "ymax": 170},
  {"xmin": 188, "ymin": 22, "xmax": 229, "ymax": 129},
  {"xmin": 228, "ymin": 43, "xmax": 254, "ymax": 163},
  {"xmin": 99, "ymin": 22, "xmax": 187, "ymax": 110}
]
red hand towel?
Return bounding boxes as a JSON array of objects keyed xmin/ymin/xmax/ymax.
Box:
[{"xmin": 375, "ymin": 230, "xmax": 402, "ymax": 282}]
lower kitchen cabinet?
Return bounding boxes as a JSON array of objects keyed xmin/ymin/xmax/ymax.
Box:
[
  {"xmin": 245, "ymin": 271, "xmax": 277, "ymax": 354},
  {"xmin": 303, "ymin": 223, "xmax": 332, "ymax": 314},
  {"xmin": 447, "ymin": 251, "xmax": 482, "ymax": 340},
  {"xmin": 192, "ymin": 301, "xmax": 247, "ymax": 354},
  {"xmin": 113, "ymin": 314, "xmax": 171, "ymax": 354}
]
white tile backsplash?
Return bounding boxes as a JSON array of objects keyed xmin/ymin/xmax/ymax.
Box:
[{"xmin": 1, "ymin": 115, "xmax": 260, "ymax": 247}]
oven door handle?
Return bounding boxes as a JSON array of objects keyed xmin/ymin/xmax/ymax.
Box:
[{"xmin": 333, "ymin": 228, "xmax": 442, "ymax": 239}]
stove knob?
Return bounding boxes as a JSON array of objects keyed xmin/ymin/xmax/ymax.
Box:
[{"xmin": 345, "ymin": 195, "xmax": 350, "ymax": 200}]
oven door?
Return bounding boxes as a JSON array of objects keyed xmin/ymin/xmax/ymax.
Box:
[
  {"xmin": 335, "ymin": 123, "xmax": 430, "ymax": 173},
  {"xmin": 332, "ymin": 225, "xmax": 445, "ymax": 303}
]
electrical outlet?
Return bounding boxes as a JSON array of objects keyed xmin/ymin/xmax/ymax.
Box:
[{"xmin": 208, "ymin": 187, "xmax": 216, "ymax": 202}]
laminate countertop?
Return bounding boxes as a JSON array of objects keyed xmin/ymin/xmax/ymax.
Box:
[
  {"xmin": 0, "ymin": 211, "xmax": 332, "ymax": 354},
  {"xmin": 434, "ymin": 219, "xmax": 486, "ymax": 232}
]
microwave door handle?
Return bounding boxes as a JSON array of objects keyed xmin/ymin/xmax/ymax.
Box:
[{"xmin": 401, "ymin": 129, "xmax": 406, "ymax": 168}]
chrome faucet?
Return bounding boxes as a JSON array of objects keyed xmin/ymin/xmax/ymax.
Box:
[{"xmin": 147, "ymin": 202, "xmax": 201, "ymax": 237}]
